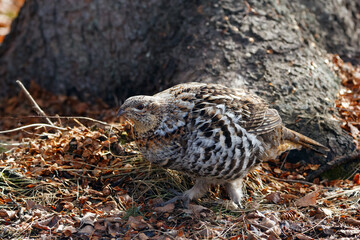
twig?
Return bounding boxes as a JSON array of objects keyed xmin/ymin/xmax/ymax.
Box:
[
  {"xmin": 55, "ymin": 114, "xmax": 62, "ymax": 126},
  {"xmin": 269, "ymin": 176, "xmax": 315, "ymax": 186},
  {"xmin": 0, "ymin": 115, "xmax": 112, "ymax": 127},
  {"xmin": 301, "ymin": 217, "xmax": 327, "ymax": 234},
  {"xmin": 16, "ymin": 80, "xmax": 54, "ymax": 126},
  {"xmin": 8, "ymin": 193, "xmax": 23, "ymax": 219},
  {"xmin": 72, "ymin": 118, "xmax": 87, "ymax": 128},
  {"xmin": 0, "ymin": 142, "xmax": 27, "ymax": 146},
  {"xmin": 49, "ymin": 116, "xmax": 110, "ymax": 126},
  {"xmin": 0, "ymin": 123, "xmax": 67, "ymax": 134},
  {"xmin": 320, "ymin": 186, "xmax": 360, "ymax": 200}
]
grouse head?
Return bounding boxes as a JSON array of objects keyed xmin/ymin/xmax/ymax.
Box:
[{"xmin": 117, "ymin": 95, "xmax": 167, "ymax": 134}]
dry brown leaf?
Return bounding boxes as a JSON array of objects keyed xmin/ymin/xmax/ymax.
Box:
[
  {"xmin": 108, "ymin": 222, "xmax": 122, "ymax": 237},
  {"xmin": 261, "ymin": 162, "xmax": 272, "ymax": 171},
  {"xmin": 0, "ymin": 209, "xmax": 17, "ymax": 220},
  {"xmin": 127, "ymin": 216, "xmax": 150, "ymax": 231},
  {"xmin": 309, "ymin": 164, "xmax": 320, "ymax": 171},
  {"xmin": 265, "ymin": 192, "xmax": 281, "ymax": 204},
  {"xmin": 138, "ymin": 232, "xmax": 150, "ymax": 240},
  {"xmin": 343, "ymin": 217, "xmax": 360, "ymax": 226},
  {"xmin": 295, "ymin": 191, "xmax": 319, "ymax": 207},
  {"xmin": 94, "ymin": 221, "xmax": 106, "ymax": 231},
  {"xmin": 267, "ymin": 230, "xmax": 281, "ymax": 240},
  {"xmin": 281, "ymin": 193, "xmax": 298, "ymax": 203},
  {"xmin": 62, "ymin": 201, "xmax": 74, "ymax": 210},
  {"xmin": 34, "ymin": 214, "xmax": 60, "ymax": 230},
  {"xmin": 80, "ymin": 212, "xmax": 96, "ymax": 226},
  {"xmin": 295, "ymin": 233, "xmax": 314, "ymax": 240},
  {"xmin": 33, "ymin": 222, "xmax": 50, "ymax": 231},
  {"xmin": 188, "ymin": 204, "xmax": 212, "ymax": 218},
  {"xmin": 353, "ymin": 173, "xmax": 360, "ymax": 185},
  {"xmin": 77, "ymin": 225, "xmax": 94, "ymax": 235},
  {"xmin": 47, "ymin": 215, "xmax": 61, "ymax": 228},
  {"xmin": 63, "ymin": 226, "xmax": 77, "ymax": 237},
  {"xmin": 153, "ymin": 203, "xmax": 175, "ymax": 213},
  {"xmin": 338, "ymin": 229, "xmax": 360, "ymax": 236},
  {"xmin": 313, "ymin": 208, "xmax": 333, "ymax": 219}
]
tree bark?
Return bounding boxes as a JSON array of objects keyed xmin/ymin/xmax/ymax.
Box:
[{"xmin": 0, "ymin": 0, "xmax": 359, "ymax": 168}]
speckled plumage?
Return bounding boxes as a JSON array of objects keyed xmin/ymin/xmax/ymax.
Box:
[{"xmin": 118, "ymin": 82, "xmax": 329, "ymax": 207}]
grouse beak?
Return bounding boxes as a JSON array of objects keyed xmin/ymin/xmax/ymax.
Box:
[
  {"xmin": 117, "ymin": 108, "xmax": 127, "ymax": 124},
  {"xmin": 117, "ymin": 108, "xmax": 125, "ymax": 117}
]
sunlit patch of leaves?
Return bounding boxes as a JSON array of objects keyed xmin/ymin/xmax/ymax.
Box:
[
  {"xmin": 0, "ymin": 0, "xmax": 24, "ymax": 43},
  {"xmin": 332, "ymin": 54, "xmax": 360, "ymax": 149}
]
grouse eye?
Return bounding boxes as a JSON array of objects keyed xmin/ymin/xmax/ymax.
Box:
[{"xmin": 136, "ymin": 104, "xmax": 145, "ymax": 110}]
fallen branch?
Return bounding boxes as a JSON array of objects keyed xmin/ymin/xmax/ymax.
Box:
[
  {"xmin": 320, "ymin": 186, "xmax": 360, "ymax": 200},
  {"xmin": 1, "ymin": 116, "xmax": 112, "ymax": 127},
  {"xmin": 60, "ymin": 116, "xmax": 110, "ymax": 126},
  {"xmin": 16, "ymin": 80, "xmax": 54, "ymax": 126},
  {"xmin": 269, "ymin": 176, "xmax": 315, "ymax": 186},
  {"xmin": 0, "ymin": 123, "xmax": 67, "ymax": 134},
  {"xmin": 0, "ymin": 142, "xmax": 27, "ymax": 146}
]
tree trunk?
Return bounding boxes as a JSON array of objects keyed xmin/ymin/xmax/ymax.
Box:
[{"xmin": 0, "ymin": 0, "xmax": 359, "ymax": 173}]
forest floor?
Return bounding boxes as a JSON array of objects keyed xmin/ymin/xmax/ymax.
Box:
[
  {"xmin": 0, "ymin": 56, "xmax": 359, "ymax": 239},
  {"xmin": 0, "ymin": 1, "xmax": 359, "ymax": 239}
]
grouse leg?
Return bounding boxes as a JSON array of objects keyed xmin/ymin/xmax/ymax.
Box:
[
  {"xmin": 157, "ymin": 178, "xmax": 210, "ymax": 208},
  {"xmin": 225, "ymin": 178, "xmax": 245, "ymax": 208}
]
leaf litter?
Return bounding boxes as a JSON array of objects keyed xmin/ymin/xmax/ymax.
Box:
[{"xmin": 0, "ymin": 58, "xmax": 359, "ymax": 239}]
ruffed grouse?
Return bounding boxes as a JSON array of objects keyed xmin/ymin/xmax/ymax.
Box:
[{"xmin": 117, "ymin": 82, "xmax": 329, "ymax": 207}]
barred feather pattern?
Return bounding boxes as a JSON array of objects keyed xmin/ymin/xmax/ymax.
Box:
[{"xmin": 118, "ymin": 82, "xmax": 329, "ymax": 207}]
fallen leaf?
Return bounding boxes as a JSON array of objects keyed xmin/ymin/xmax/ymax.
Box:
[
  {"xmin": 47, "ymin": 215, "xmax": 61, "ymax": 228},
  {"xmin": 33, "ymin": 222, "xmax": 50, "ymax": 231},
  {"xmin": 338, "ymin": 229, "xmax": 360, "ymax": 236},
  {"xmin": 153, "ymin": 203, "xmax": 175, "ymax": 213},
  {"xmin": 94, "ymin": 222, "xmax": 106, "ymax": 231},
  {"xmin": 295, "ymin": 233, "xmax": 314, "ymax": 240},
  {"xmin": 343, "ymin": 217, "xmax": 360, "ymax": 226},
  {"xmin": 62, "ymin": 201, "xmax": 74, "ymax": 210},
  {"xmin": 138, "ymin": 232, "xmax": 149, "ymax": 240},
  {"xmin": 281, "ymin": 194, "xmax": 298, "ymax": 203},
  {"xmin": 0, "ymin": 210, "xmax": 17, "ymax": 220},
  {"xmin": 77, "ymin": 225, "xmax": 94, "ymax": 235},
  {"xmin": 63, "ymin": 226, "xmax": 77, "ymax": 237},
  {"xmin": 108, "ymin": 222, "xmax": 122, "ymax": 237},
  {"xmin": 261, "ymin": 163, "xmax": 272, "ymax": 171},
  {"xmin": 313, "ymin": 208, "xmax": 333, "ymax": 219},
  {"xmin": 353, "ymin": 173, "xmax": 360, "ymax": 185},
  {"xmin": 265, "ymin": 192, "xmax": 281, "ymax": 204},
  {"xmin": 309, "ymin": 164, "xmax": 320, "ymax": 171},
  {"xmin": 35, "ymin": 214, "xmax": 60, "ymax": 230},
  {"xmin": 80, "ymin": 212, "xmax": 96, "ymax": 226},
  {"xmin": 295, "ymin": 191, "xmax": 319, "ymax": 207},
  {"xmin": 127, "ymin": 216, "xmax": 150, "ymax": 230},
  {"xmin": 188, "ymin": 204, "xmax": 212, "ymax": 218},
  {"xmin": 261, "ymin": 217, "xmax": 276, "ymax": 229}
]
